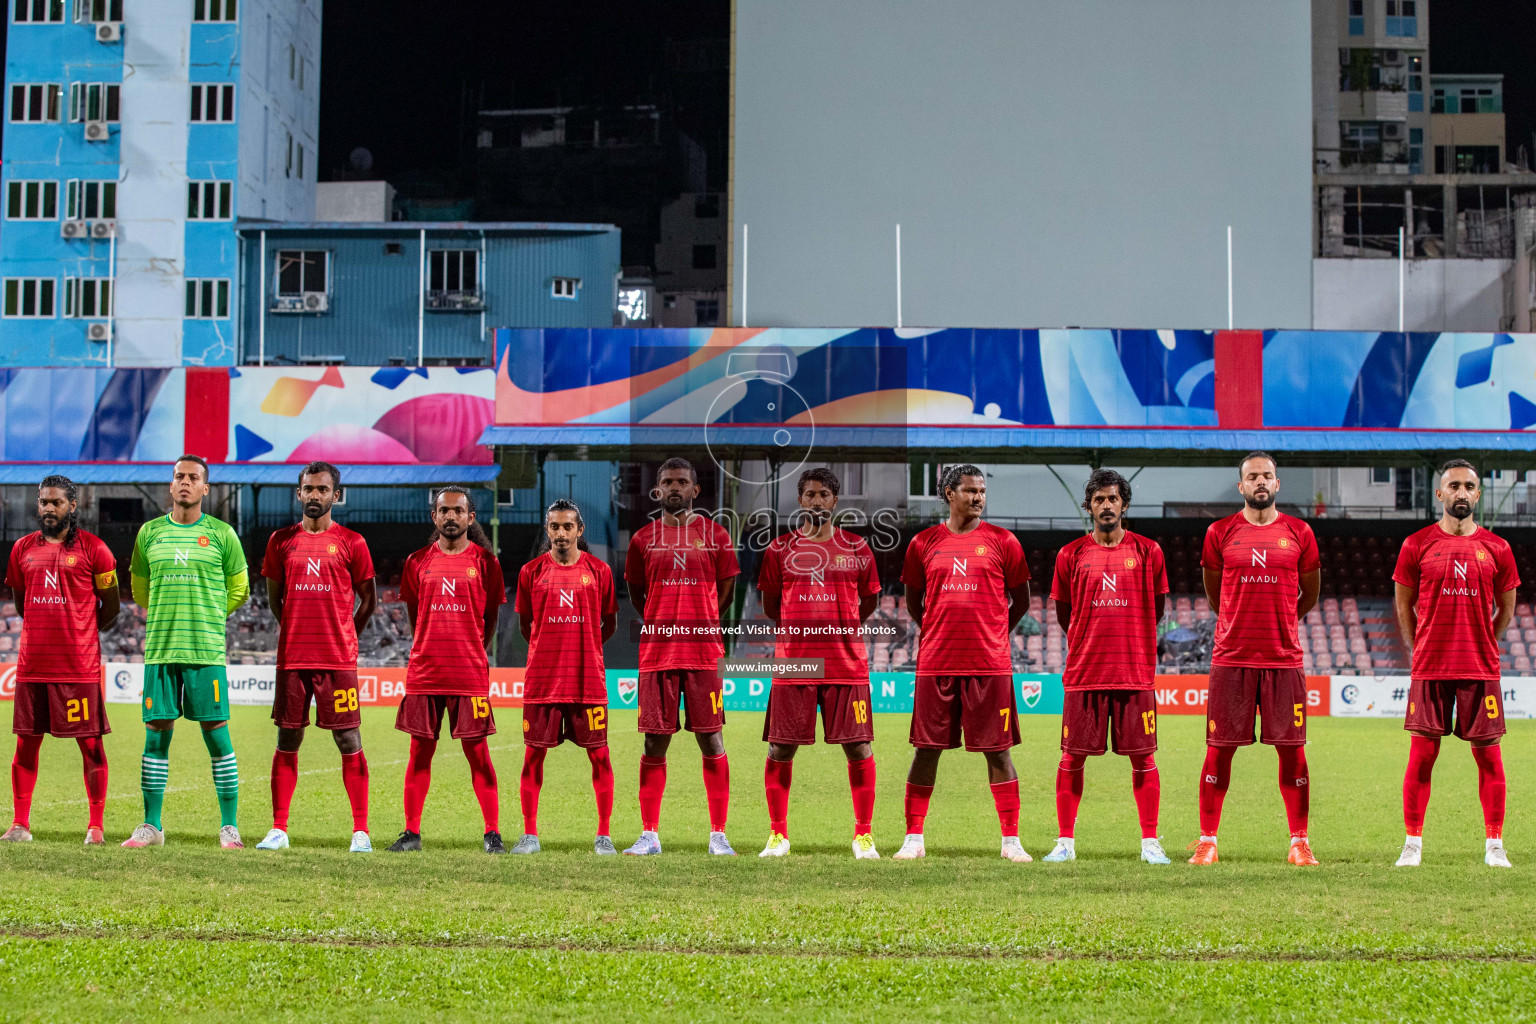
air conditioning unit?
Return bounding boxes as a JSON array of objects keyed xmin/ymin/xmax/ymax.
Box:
[
  {"xmin": 84, "ymin": 119, "xmax": 109, "ymax": 142},
  {"xmin": 1382, "ymin": 49, "xmax": 1403, "ymax": 65},
  {"xmin": 1383, "ymin": 122, "xmax": 1406, "ymax": 141},
  {"xmin": 95, "ymin": 21, "xmax": 120, "ymax": 41},
  {"xmin": 86, "ymin": 321, "xmax": 111, "ymax": 343},
  {"xmin": 60, "ymin": 220, "xmax": 88, "ymax": 240},
  {"xmin": 90, "ymin": 219, "xmax": 116, "ymax": 239},
  {"xmin": 302, "ymin": 291, "xmax": 329, "ymax": 312}
]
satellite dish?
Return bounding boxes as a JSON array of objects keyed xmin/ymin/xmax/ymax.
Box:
[{"xmin": 348, "ymin": 147, "xmax": 374, "ymax": 173}]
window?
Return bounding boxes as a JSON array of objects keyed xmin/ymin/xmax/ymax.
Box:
[
  {"xmin": 552, "ymin": 276, "xmax": 579, "ymax": 300},
  {"xmin": 65, "ymin": 179, "xmax": 116, "ymax": 219},
  {"xmin": 192, "ymin": 0, "xmax": 236, "ymax": 20},
  {"xmin": 695, "ymin": 297, "xmax": 719, "ymax": 326},
  {"xmin": 187, "ymin": 180, "xmax": 232, "ymax": 220},
  {"xmin": 10, "ymin": 84, "xmax": 62, "ymax": 123},
  {"xmin": 430, "ymin": 248, "xmax": 476, "ymax": 296},
  {"xmin": 297, "ymin": 59, "xmax": 304, "ymax": 91},
  {"xmin": 1385, "ymin": 0, "xmax": 1416, "ymax": 36},
  {"xmin": 275, "ymin": 250, "xmax": 327, "ymax": 295},
  {"xmin": 285, "ymin": 131, "xmax": 292, "ymax": 177},
  {"xmin": 13, "ymin": 0, "xmax": 65, "ymax": 21},
  {"xmin": 6, "ymin": 180, "xmax": 58, "ymax": 220},
  {"xmin": 189, "ymin": 83, "xmax": 235, "ymax": 122},
  {"xmin": 3, "ymin": 278, "xmax": 56, "ymax": 318},
  {"xmin": 383, "ymin": 243, "xmax": 403, "ymax": 256},
  {"xmin": 908, "ymin": 463, "xmax": 946, "ymax": 498},
  {"xmin": 75, "ymin": 0, "xmax": 120, "ymax": 19},
  {"xmin": 287, "ymin": 44, "xmax": 295, "ymax": 80},
  {"xmin": 297, "ymin": 144, "xmax": 304, "ymax": 180},
  {"xmin": 1371, "ymin": 467, "xmax": 1393, "ymax": 485},
  {"xmin": 184, "ymin": 278, "xmax": 230, "ymax": 318},
  {"xmin": 694, "ymin": 194, "xmax": 720, "ymax": 218},
  {"xmin": 69, "ymin": 83, "xmax": 120, "ymax": 122},
  {"xmin": 1347, "ymin": 0, "xmax": 1362, "ymax": 35},
  {"xmin": 1431, "ymin": 87, "xmax": 1446, "ymax": 114},
  {"xmin": 63, "ymin": 277, "xmax": 111, "ymax": 317},
  {"xmin": 692, "ymin": 244, "xmax": 717, "ymax": 270}
]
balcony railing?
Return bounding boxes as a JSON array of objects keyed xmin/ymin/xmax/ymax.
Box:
[{"xmin": 425, "ymin": 289, "xmax": 485, "ymax": 311}]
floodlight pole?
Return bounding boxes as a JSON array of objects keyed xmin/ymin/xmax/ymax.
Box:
[
  {"xmin": 1226, "ymin": 225, "xmax": 1233, "ymax": 330},
  {"xmin": 742, "ymin": 222, "xmax": 749, "ymax": 328},
  {"xmin": 895, "ymin": 223, "xmax": 903, "ymax": 328}
]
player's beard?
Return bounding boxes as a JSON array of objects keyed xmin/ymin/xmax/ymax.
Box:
[
  {"xmin": 303, "ymin": 500, "xmax": 325, "ymax": 520},
  {"xmin": 660, "ymin": 492, "xmax": 690, "ymax": 515},
  {"xmin": 1094, "ymin": 512, "xmax": 1120, "ymax": 535},
  {"xmin": 1245, "ymin": 490, "xmax": 1275, "ymax": 511},
  {"xmin": 438, "ymin": 520, "xmax": 465, "ymax": 539},
  {"xmin": 35, "ymin": 511, "xmax": 64, "ymax": 539},
  {"xmin": 1448, "ymin": 498, "xmax": 1474, "ymax": 520}
]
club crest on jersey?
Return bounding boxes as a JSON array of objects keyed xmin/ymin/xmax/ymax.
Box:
[
  {"xmin": 65, "ymin": 554, "xmax": 77, "ymax": 566},
  {"xmin": 1279, "ymin": 538, "xmax": 1290, "ymax": 549},
  {"xmin": 198, "ymin": 536, "xmax": 210, "ymax": 547},
  {"xmin": 975, "ymin": 545, "xmax": 987, "ymax": 556},
  {"xmin": 467, "ymin": 566, "xmax": 478, "ymax": 578},
  {"xmin": 581, "ymin": 574, "xmax": 592, "ymax": 585},
  {"xmin": 1476, "ymin": 548, "xmax": 1488, "ymax": 561},
  {"xmin": 1020, "ymin": 679, "xmax": 1041, "ymax": 708},
  {"xmin": 693, "ymin": 539, "xmax": 706, "ymax": 549},
  {"xmin": 1124, "ymin": 557, "xmax": 1136, "ymax": 569},
  {"xmin": 327, "ymin": 543, "xmax": 338, "ymax": 555}
]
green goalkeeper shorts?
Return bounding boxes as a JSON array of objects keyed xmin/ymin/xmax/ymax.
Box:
[{"xmin": 142, "ymin": 664, "xmax": 230, "ymax": 723}]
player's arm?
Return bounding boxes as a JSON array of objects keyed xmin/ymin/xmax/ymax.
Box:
[
  {"xmin": 129, "ymin": 526, "xmax": 150, "ymax": 608},
  {"xmin": 267, "ymin": 583, "xmax": 284, "ymax": 622},
  {"xmin": 1055, "ymin": 596, "xmax": 1070, "ymax": 632},
  {"xmin": 1297, "ymin": 569, "xmax": 1320, "ymax": 618},
  {"xmin": 906, "ymin": 586, "xmax": 924, "ymax": 627},
  {"xmin": 858, "ymin": 591, "xmax": 878, "ymax": 621},
  {"xmin": 482, "ymin": 605, "xmax": 498, "ymax": 650},
  {"xmin": 6, "ymin": 550, "xmax": 23, "ymax": 618},
  {"xmin": 1493, "ymin": 587, "xmax": 1517, "ymax": 640},
  {"xmin": 1006, "ymin": 581, "xmax": 1031, "ymax": 633},
  {"xmin": 1202, "ymin": 567, "xmax": 1221, "ymax": 616},
  {"xmin": 1393, "ymin": 582, "xmax": 1417, "ymax": 658},
  {"xmin": 601, "ymin": 609, "xmax": 617, "ymax": 643},
  {"xmin": 225, "ymin": 568, "xmax": 250, "ymax": 613},
  {"xmin": 716, "ymin": 575, "xmax": 735, "ymax": 619},
  {"xmin": 1154, "ymin": 592, "xmax": 1165, "ymax": 624},
  {"xmin": 95, "ymin": 579, "xmax": 120, "ymax": 631},
  {"xmin": 352, "ymin": 577, "xmax": 377, "ymax": 634}
]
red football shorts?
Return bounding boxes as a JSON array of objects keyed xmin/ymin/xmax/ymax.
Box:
[
  {"xmin": 1060, "ymin": 688, "xmax": 1157, "ymax": 756},
  {"xmin": 393, "ymin": 693, "xmax": 496, "ymax": 740},
  {"xmin": 909, "ymin": 674, "xmax": 1019, "ymax": 752},
  {"xmin": 1205, "ymin": 665, "xmax": 1307, "ymax": 747},
  {"xmin": 637, "ymin": 669, "xmax": 724, "ymax": 735},
  {"xmin": 11, "ymin": 680, "xmax": 110, "ymax": 739},
  {"xmin": 272, "ymin": 669, "xmax": 362, "ymax": 731},
  {"xmin": 762, "ymin": 683, "xmax": 874, "ymax": 746},
  {"xmin": 1404, "ymin": 678, "xmax": 1507, "ymax": 742},
  {"xmin": 523, "ymin": 702, "xmax": 610, "ymax": 749}
]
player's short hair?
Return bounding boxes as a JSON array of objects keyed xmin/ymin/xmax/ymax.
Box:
[
  {"xmin": 939, "ymin": 464, "xmax": 984, "ymax": 501},
  {"xmin": 545, "ymin": 497, "xmax": 585, "ymax": 528},
  {"xmin": 1438, "ymin": 457, "xmax": 1478, "ymax": 481},
  {"xmin": 174, "ymin": 453, "xmax": 209, "ymax": 482},
  {"xmin": 1081, "ymin": 469, "xmax": 1131, "ymax": 514},
  {"xmin": 298, "ymin": 461, "xmax": 341, "ymax": 489},
  {"xmin": 657, "ymin": 457, "xmax": 697, "ymax": 484},
  {"xmin": 797, "ymin": 467, "xmax": 840, "ymax": 497},
  {"xmin": 1238, "ymin": 451, "xmax": 1277, "ymax": 477}
]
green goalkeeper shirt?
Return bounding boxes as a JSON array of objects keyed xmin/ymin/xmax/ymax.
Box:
[{"xmin": 130, "ymin": 513, "xmax": 250, "ymax": 666}]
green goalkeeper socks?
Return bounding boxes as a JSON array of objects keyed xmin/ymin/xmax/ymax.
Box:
[
  {"xmin": 202, "ymin": 724, "xmax": 239, "ymax": 828},
  {"xmin": 141, "ymin": 727, "xmax": 173, "ymax": 830}
]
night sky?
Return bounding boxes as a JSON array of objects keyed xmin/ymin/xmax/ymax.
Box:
[{"xmin": 1426, "ymin": 0, "xmax": 1535, "ymax": 166}]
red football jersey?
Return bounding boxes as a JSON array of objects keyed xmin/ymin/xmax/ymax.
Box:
[
  {"xmin": 901, "ymin": 520, "xmax": 1029, "ymax": 676},
  {"xmin": 1050, "ymin": 531, "xmax": 1168, "ymax": 691},
  {"xmin": 261, "ymin": 522, "xmax": 376, "ymax": 670},
  {"xmin": 400, "ymin": 541, "xmax": 506, "ymax": 695},
  {"xmin": 1392, "ymin": 523, "xmax": 1519, "ymax": 682},
  {"xmin": 5, "ymin": 530, "xmax": 117, "ymax": 684},
  {"xmin": 624, "ymin": 515, "xmax": 740, "ymax": 672},
  {"xmin": 516, "ymin": 550, "xmax": 616, "ymax": 704},
  {"xmin": 757, "ymin": 529, "xmax": 882, "ymax": 685},
  {"xmin": 1201, "ymin": 512, "xmax": 1320, "ymax": 668}
]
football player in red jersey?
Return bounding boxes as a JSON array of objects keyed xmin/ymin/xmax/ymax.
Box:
[
  {"xmin": 1044, "ymin": 470, "xmax": 1170, "ymax": 865},
  {"xmin": 387, "ymin": 487, "xmax": 507, "ymax": 854},
  {"xmin": 622, "ymin": 458, "xmax": 740, "ymax": 856},
  {"xmin": 1393, "ymin": 459, "xmax": 1518, "ymax": 868},
  {"xmin": 2, "ymin": 476, "xmax": 119, "ymax": 845},
  {"xmin": 256, "ymin": 463, "xmax": 378, "ymax": 853},
  {"xmin": 756, "ymin": 468, "xmax": 882, "ymax": 860},
  {"xmin": 1191, "ymin": 452, "xmax": 1321, "ymax": 866},
  {"xmin": 894, "ymin": 465, "xmax": 1033, "ymax": 863},
  {"xmin": 512, "ymin": 499, "xmax": 619, "ymax": 855}
]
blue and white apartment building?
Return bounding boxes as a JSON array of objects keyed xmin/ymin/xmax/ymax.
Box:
[{"xmin": 1, "ymin": 0, "xmax": 319, "ymax": 366}]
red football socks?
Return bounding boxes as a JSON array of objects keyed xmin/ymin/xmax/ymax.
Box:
[
  {"xmin": 701, "ymin": 753, "xmax": 730, "ymax": 832},
  {"xmin": 847, "ymin": 756, "xmax": 876, "ymax": 835},
  {"xmin": 402, "ymin": 737, "xmax": 436, "ymax": 833},
  {"xmin": 519, "ymin": 746, "xmax": 546, "ymax": 836},
  {"xmin": 10, "ymin": 734, "xmax": 41, "ymax": 828},
  {"xmin": 77, "ymin": 736, "xmax": 107, "ymax": 831},
  {"xmin": 1471, "ymin": 743, "xmax": 1506, "ymax": 840},
  {"xmin": 903, "ymin": 782, "xmax": 933, "ymax": 834},
  {"xmin": 1402, "ymin": 734, "xmax": 1439, "ymax": 836},
  {"xmin": 588, "ymin": 746, "xmax": 614, "ymax": 836},
  {"xmin": 339, "ymin": 750, "xmax": 369, "ymax": 832},
  {"xmin": 638, "ymin": 756, "xmax": 667, "ymax": 832},
  {"xmin": 270, "ymin": 749, "xmax": 299, "ymax": 831},
  {"xmin": 1197, "ymin": 745, "xmax": 1235, "ymax": 837},
  {"xmin": 990, "ymin": 778, "xmax": 1021, "ymax": 838},
  {"xmin": 1055, "ymin": 752, "xmax": 1086, "ymax": 838},
  {"xmin": 1276, "ymin": 744, "xmax": 1310, "ymax": 839},
  {"xmin": 1128, "ymin": 752, "xmax": 1160, "ymax": 840},
  {"xmin": 462, "ymin": 738, "xmax": 500, "ymax": 834},
  {"xmin": 764, "ymin": 757, "xmax": 793, "ymax": 837}
]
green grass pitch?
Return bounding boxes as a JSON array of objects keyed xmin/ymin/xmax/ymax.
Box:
[{"xmin": 2, "ymin": 708, "xmax": 1532, "ymax": 1022}]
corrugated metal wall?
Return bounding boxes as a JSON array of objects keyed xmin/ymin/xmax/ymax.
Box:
[{"xmin": 239, "ymin": 226, "xmax": 620, "ymax": 365}]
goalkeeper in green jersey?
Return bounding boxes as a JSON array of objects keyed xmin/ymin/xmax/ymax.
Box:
[{"xmin": 121, "ymin": 455, "xmax": 251, "ymax": 849}]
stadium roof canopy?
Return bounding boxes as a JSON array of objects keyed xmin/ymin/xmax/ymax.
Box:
[
  {"xmin": 0, "ymin": 464, "xmax": 501, "ymax": 486},
  {"xmin": 477, "ymin": 426, "xmax": 1536, "ymax": 470}
]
